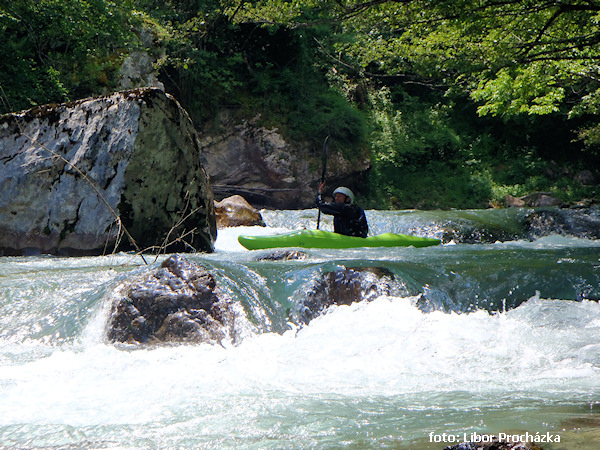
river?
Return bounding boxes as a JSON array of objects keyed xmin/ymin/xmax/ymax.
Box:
[{"xmin": 1, "ymin": 208, "xmax": 599, "ymax": 449}]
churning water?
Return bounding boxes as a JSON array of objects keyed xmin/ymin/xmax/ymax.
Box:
[{"xmin": 1, "ymin": 208, "xmax": 599, "ymax": 449}]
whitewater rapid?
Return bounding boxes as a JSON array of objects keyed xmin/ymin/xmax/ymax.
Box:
[{"xmin": 1, "ymin": 208, "xmax": 599, "ymax": 448}]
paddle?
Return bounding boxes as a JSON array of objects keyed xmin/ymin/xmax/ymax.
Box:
[{"xmin": 316, "ymin": 135, "xmax": 329, "ymax": 230}]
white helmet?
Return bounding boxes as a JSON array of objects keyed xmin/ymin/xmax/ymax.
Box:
[{"xmin": 333, "ymin": 186, "xmax": 355, "ymax": 204}]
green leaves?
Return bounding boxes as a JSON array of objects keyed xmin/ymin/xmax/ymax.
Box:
[
  {"xmin": 0, "ymin": 0, "xmax": 138, "ymax": 113},
  {"xmin": 472, "ymin": 63, "xmax": 566, "ymax": 117}
]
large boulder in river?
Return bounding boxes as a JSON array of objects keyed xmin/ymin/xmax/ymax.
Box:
[
  {"xmin": 0, "ymin": 88, "xmax": 216, "ymax": 256},
  {"xmin": 291, "ymin": 266, "xmax": 406, "ymax": 325},
  {"xmin": 106, "ymin": 255, "xmax": 239, "ymax": 345}
]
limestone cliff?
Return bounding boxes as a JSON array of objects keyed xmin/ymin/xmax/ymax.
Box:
[{"xmin": 0, "ymin": 88, "xmax": 216, "ymax": 256}]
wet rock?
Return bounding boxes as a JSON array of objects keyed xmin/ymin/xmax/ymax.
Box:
[
  {"xmin": 440, "ymin": 205, "xmax": 600, "ymax": 244},
  {"xmin": 570, "ymin": 198, "xmax": 598, "ymax": 208},
  {"xmin": 291, "ymin": 266, "xmax": 404, "ymax": 325},
  {"xmin": 106, "ymin": 255, "xmax": 237, "ymax": 346},
  {"xmin": 525, "ymin": 207, "xmax": 600, "ymax": 240},
  {"xmin": 256, "ymin": 250, "xmax": 308, "ymax": 261},
  {"xmin": 215, "ymin": 195, "xmax": 265, "ymax": 228},
  {"xmin": 444, "ymin": 436, "xmax": 543, "ymax": 449},
  {"xmin": 0, "ymin": 88, "xmax": 216, "ymax": 256},
  {"xmin": 441, "ymin": 224, "xmax": 522, "ymax": 244}
]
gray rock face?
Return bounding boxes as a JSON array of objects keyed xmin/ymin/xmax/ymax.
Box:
[
  {"xmin": 200, "ymin": 114, "xmax": 371, "ymax": 209},
  {"xmin": 0, "ymin": 88, "xmax": 216, "ymax": 256}
]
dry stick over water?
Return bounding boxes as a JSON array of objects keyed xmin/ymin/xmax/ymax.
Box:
[{"xmin": 149, "ymin": 191, "xmax": 203, "ymax": 262}]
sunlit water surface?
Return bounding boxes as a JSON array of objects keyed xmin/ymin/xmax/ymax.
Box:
[{"xmin": 1, "ymin": 208, "xmax": 599, "ymax": 449}]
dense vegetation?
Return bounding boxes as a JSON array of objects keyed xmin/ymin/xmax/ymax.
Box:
[{"xmin": 1, "ymin": 0, "xmax": 599, "ymax": 209}]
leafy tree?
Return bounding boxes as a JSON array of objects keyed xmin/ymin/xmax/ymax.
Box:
[
  {"xmin": 226, "ymin": 0, "xmax": 600, "ymax": 144},
  {"xmin": 1, "ymin": 0, "xmax": 597, "ymax": 208},
  {"xmin": 0, "ymin": 0, "xmax": 138, "ymax": 113},
  {"xmin": 224, "ymin": 0, "xmax": 599, "ymax": 208}
]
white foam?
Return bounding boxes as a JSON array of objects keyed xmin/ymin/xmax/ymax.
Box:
[
  {"xmin": 3, "ymin": 295, "xmax": 599, "ymax": 428},
  {"xmin": 214, "ymin": 225, "xmax": 290, "ymax": 252}
]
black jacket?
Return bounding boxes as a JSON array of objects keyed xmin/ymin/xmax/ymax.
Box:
[{"xmin": 316, "ymin": 194, "xmax": 369, "ymax": 238}]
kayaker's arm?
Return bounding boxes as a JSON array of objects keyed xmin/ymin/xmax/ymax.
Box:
[{"xmin": 316, "ymin": 191, "xmax": 345, "ymax": 217}]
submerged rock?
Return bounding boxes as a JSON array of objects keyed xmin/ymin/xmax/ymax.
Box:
[
  {"xmin": 255, "ymin": 249, "xmax": 308, "ymax": 261},
  {"xmin": 437, "ymin": 206, "xmax": 600, "ymax": 244},
  {"xmin": 215, "ymin": 195, "xmax": 265, "ymax": 228},
  {"xmin": 525, "ymin": 207, "xmax": 600, "ymax": 240},
  {"xmin": 291, "ymin": 266, "xmax": 405, "ymax": 325},
  {"xmin": 0, "ymin": 88, "xmax": 216, "ymax": 256},
  {"xmin": 106, "ymin": 255, "xmax": 238, "ymax": 346},
  {"xmin": 441, "ymin": 225, "xmax": 522, "ymax": 244}
]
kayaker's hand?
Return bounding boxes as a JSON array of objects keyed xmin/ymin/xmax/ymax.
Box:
[{"xmin": 318, "ymin": 181, "xmax": 325, "ymax": 194}]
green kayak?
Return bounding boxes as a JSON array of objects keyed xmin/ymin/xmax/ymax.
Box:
[{"xmin": 238, "ymin": 229, "xmax": 441, "ymax": 250}]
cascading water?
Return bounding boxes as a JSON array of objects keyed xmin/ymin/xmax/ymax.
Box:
[{"xmin": 1, "ymin": 207, "xmax": 599, "ymax": 449}]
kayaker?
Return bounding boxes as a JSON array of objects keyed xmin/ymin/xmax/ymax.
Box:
[{"xmin": 316, "ymin": 182, "xmax": 369, "ymax": 238}]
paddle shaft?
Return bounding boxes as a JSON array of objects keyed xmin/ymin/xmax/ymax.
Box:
[{"xmin": 316, "ymin": 136, "xmax": 329, "ymax": 230}]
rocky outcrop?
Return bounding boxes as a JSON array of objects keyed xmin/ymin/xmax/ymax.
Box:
[
  {"xmin": 504, "ymin": 192, "xmax": 563, "ymax": 208},
  {"xmin": 199, "ymin": 114, "xmax": 371, "ymax": 209},
  {"xmin": 291, "ymin": 266, "xmax": 405, "ymax": 325},
  {"xmin": 215, "ymin": 195, "xmax": 265, "ymax": 228},
  {"xmin": 0, "ymin": 88, "xmax": 216, "ymax": 256},
  {"xmin": 106, "ymin": 255, "xmax": 239, "ymax": 345}
]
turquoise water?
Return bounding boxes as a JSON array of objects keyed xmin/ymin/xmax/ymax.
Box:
[{"xmin": 1, "ymin": 208, "xmax": 599, "ymax": 449}]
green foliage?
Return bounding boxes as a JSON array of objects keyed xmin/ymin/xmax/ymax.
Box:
[
  {"xmin": 472, "ymin": 63, "xmax": 566, "ymax": 117},
  {"xmin": 229, "ymin": 0, "xmax": 600, "ymax": 123},
  {"xmin": 0, "ymin": 0, "xmax": 138, "ymax": 113},
  {"xmin": 369, "ymin": 86, "xmax": 461, "ymax": 169},
  {"xmin": 1, "ymin": 0, "xmax": 598, "ymax": 209},
  {"xmin": 365, "ymin": 85, "xmax": 492, "ymax": 209}
]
